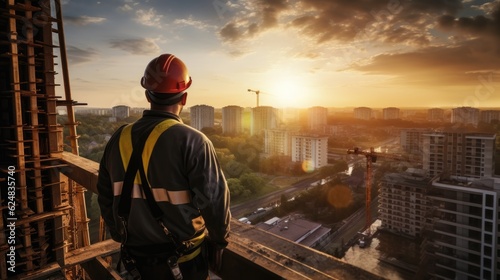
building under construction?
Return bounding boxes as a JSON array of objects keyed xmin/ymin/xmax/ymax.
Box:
[{"xmin": 0, "ymin": 1, "xmax": 384, "ymax": 279}]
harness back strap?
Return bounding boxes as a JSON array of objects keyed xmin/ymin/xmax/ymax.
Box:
[{"xmin": 117, "ymin": 120, "xmax": 164, "ymax": 219}]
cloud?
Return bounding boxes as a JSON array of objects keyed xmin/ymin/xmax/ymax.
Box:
[
  {"xmin": 64, "ymin": 15, "xmax": 106, "ymax": 25},
  {"xmin": 109, "ymin": 38, "xmax": 160, "ymax": 55},
  {"xmin": 438, "ymin": 1, "xmax": 500, "ymax": 42},
  {"xmin": 67, "ymin": 46, "xmax": 99, "ymax": 64},
  {"xmin": 119, "ymin": 4, "xmax": 133, "ymax": 11},
  {"xmin": 350, "ymin": 39, "xmax": 500, "ymax": 86},
  {"xmin": 219, "ymin": 0, "xmax": 289, "ymax": 42},
  {"xmin": 135, "ymin": 8, "xmax": 163, "ymax": 27},
  {"xmin": 219, "ymin": 0, "xmax": 465, "ymax": 46},
  {"xmin": 173, "ymin": 16, "xmax": 215, "ymax": 30},
  {"xmin": 220, "ymin": 22, "xmax": 241, "ymax": 42}
]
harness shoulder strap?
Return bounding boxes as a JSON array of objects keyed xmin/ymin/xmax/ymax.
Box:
[{"xmin": 117, "ymin": 118, "xmax": 179, "ymax": 219}]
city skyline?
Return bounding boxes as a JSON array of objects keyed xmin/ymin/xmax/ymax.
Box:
[{"xmin": 58, "ymin": 0, "xmax": 500, "ymax": 109}]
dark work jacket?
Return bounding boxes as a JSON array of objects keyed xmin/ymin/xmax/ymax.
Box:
[{"xmin": 97, "ymin": 110, "xmax": 230, "ymax": 253}]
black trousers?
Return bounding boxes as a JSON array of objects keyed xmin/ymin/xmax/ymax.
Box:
[{"xmin": 130, "ymin": 246, "xmax": 209, "ymax": 280}]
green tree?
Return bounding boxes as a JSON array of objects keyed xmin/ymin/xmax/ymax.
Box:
[
  {"xmin": 240, "ymin": 173, "xmax": 265, "ymax": 194},
  {"xmin": 227, "ymin": 178, "xmax": 246, "ymax": 198},
  {"xmin": 318, "ymin": 160, "xmax": 348, "ymax": 178}
]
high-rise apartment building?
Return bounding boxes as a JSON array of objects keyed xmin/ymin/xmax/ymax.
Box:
[
  {"xmin": 428, "ymin": 108, "xmax": 445, "ymax": 122},
  {"xmin": 190, "ymin": 104, "xmax": 214, "ymax": 131},
  {"xmin": 423, "ymin": 177, "xmax": 500, "ymax": 280},
  {"xmin": 380, "ymin": 171, "xmax": 500, "ymax": 279},
  {"xmin": 379, "ymin": 169, "xmax": 433, "ymax": 238},
  {"xmin": 76, "ymin": 108, "xmax": 111, "ymax": 115},
  {"xmin": 451, "ymin": 106, "xmax": 480, "ymax": 126},
  {"xmin": 353, "ymin": 107, "xmax": 373, "ymax": 120},
  {"xmin": 400, "ymin": 128, "xmax": 431, "ymax": 155},
  {"xmin": 291, "ymin": 135, "xmax": 328, "ymax": 170},
  {"xmin": 264, "ymin": 129, "xmax": 293, "ymax": 157},
  {"xmin": 422, "ymin": 132, "xmax": 496, "ymax": 179},
  {"xmin": 481, "ymin": 110, "xmax": 500, "ymax": 123},
  {"xmin": 382, "ymin": 107, "xmax": 400, "ymax": 120},
  {"xmin": 112, "ymin": 105, "xmax": 130, "ymax": 119},
  {"xmin": 222, "ymin": 105, "xmax": 243, "ymax": 135},
  {"xmin": 251, "ymin": 106, "xmax": 278, "ymax": 135},
  {"xmin": 308, "ymin": 106, "xmax": 328, "ymax": 132}
]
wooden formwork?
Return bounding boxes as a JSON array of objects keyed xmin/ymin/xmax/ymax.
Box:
[{"xmin": 0, "ymin": 1, "xmax": 90, "ymax": 278}]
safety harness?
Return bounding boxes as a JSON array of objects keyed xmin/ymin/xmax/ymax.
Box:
[{"xmin": 116, "ymin": 118, "xmax": 204, "ymax": 279}]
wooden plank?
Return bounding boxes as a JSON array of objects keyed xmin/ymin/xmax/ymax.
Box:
[
  {"xmin": 60, "ymin": 152, "xmax": 99, "ymax": 194},
  {"xmin": 14, "ymin": 262, "xmax": 61, "ymax": 280},
  {"xmin": 54, "ymin": 0, "xmax": 79, "ymax": 155},
  {"xmin": 80, "ymin": 256, "xmax": 122, "ymax": 280},
  {"xmin": 15, "ymin": 240, "xmax": 120, "ymax": 280},
  {"xmin": 8, "ymin": 211, "xmax": 66, "ymax": 227},
  {"xmin": 64, "ymin": 239, "xmax": 120, "ymax": 266}
]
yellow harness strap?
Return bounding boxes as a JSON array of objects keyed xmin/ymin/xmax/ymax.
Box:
[
  {"xmin": 178, "ymin": 232, "xmax": 206, "ymax": 263},
  {"xmin": 119, "ymin": 119, "xmax": 179, "ymax": 183}
]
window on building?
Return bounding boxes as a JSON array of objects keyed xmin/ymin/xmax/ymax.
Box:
[
  {"xmin": 485, "ymin": 195, "xmax": 493, "ymax": 207},
  {"xmin": 485, "ymin": 221, "xmax": 492, "ymax": 232},
  {"xmin": 484, "ymin": 246, "xmax": 492, "ymax": 256},
  {"xmin": 484, "ymin": 233, "xmax": 492, "ymax": 244},
  {"xmin": 485, "ymin": 209, "xmax": 493, "ymax": 220}
]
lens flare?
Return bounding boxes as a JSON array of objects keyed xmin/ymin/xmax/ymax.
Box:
[
  {"xmin": 327, "ymin": 184, "xmax": 352, "ymax": 208},
  {"xmin": 301, "ymin": 160, "xmax": 315, "ymax": 173}
]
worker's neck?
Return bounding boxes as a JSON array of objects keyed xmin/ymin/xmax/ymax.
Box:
[{"xmin": 150, "ymin": 103, "xmax": 182, "ymax": 116}]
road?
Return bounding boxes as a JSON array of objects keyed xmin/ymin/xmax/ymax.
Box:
[
  {"xmin": 230, "ymin": 176, "xmax": 319, "ymax": 218},
  {"xmin": 326, "ymin": 197, "xmax": 379, "ymax": 251}
]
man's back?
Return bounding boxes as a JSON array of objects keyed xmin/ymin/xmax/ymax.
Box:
[{"xmin": 98, "ymin": 53, "xmax": 230, "ymax": 280}]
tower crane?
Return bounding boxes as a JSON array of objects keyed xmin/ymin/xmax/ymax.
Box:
[
  {"xmin": 347, "ymin": 147, "xmax": 410, "ymax": 237},
  {"xmin": 247, "ymin": 89, "xmax": 260, "ymax": 107}
]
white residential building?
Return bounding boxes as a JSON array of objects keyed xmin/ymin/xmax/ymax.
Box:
[
  {"xmin": 111, "ymin": 105, "xmax": 130, "ymax": 119},
  {"xmin": 428, "ymin": 108, "xmax": 445, "ymax": 122},
  {"xmin": 422, "ymin": 132, "xmax": 496, "ymax": 179},
  {"xmin": 190, "ymin": 105, "xmax": 214, "ymax": 131},
  {"xmin": 379, "ymin": 172, "xmax": 500, "ymax": 279},
  {"xmin": 382, "ymin": 107, "xmax": 400, "ymax": 120},
  {"xmin": 251, "ymin": 106, "xmax": 278, "ymax": 135},
  {"xmin": 222, "ymin": 105, "xmax": 243, "ymax": 135},
  {"xmin": 308, "ymin": 106, "xmax": 328, "ymax": 132},
  {"xmin": 425, "ymin": 177, "xmax": 500, "ymax": 280},
  {"xmin": 291, "ymin": 135, "xmax": 328, "ymax": 170},
  {"xmin": 264, "ymin": 129, "xmax": 293, "ymax": 157},
  {"xmin": 379, "ymin": 169, "xmax": 433, "ymax": 238},
  {"xmin": 481, "ymin": 110, "xmax": 500, "ymax": 123},
  {"xmin": 354, "ymin": 107, "xmax": 373, "ymax": 120},
  {"xmin": 400, "ymin": 128, "xmax": 431, "ymax": 155},
  {"xmin": 451, "ymin": 106, "xmax": 480, "ymax": 126}
]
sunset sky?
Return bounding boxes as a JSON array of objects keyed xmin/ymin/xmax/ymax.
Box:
[{"xmin": 58, "ymin": 0, "xmax": 500, "ymax": 109}]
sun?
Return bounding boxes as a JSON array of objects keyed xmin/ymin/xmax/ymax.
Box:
[{"xmin": 266, "ymin": 75, "xmax": 308, "ymax": 108}]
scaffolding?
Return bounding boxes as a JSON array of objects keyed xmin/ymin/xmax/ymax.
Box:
[{"xmin": 0, "ymin": 0, "xmax": 89, "ymax": 278}]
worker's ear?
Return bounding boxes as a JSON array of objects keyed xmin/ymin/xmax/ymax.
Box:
[{"xmin": 181, "ymin": 92, "xmax": 188, "ymax": 105}]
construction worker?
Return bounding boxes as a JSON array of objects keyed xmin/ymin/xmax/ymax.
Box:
[{"xmin": 97, "ymin": 53, "xmax": 231, "ymax": 279}]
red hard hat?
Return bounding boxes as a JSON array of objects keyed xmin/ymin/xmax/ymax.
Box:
[{"xmin": 140, "ymin": 54, "xmax": 192, "ymax": 94}]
